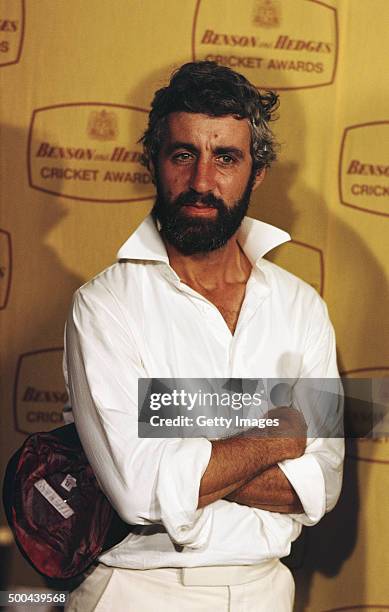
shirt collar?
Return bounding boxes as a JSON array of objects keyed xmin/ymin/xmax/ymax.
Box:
[{"xmin": 116, "ymin": 213, "xmax": 290, "ymax": 266}]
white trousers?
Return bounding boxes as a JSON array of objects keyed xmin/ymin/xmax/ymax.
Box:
[{"xmin": 65, "ymin": 560, "xmax": 294, "ymax": 612}]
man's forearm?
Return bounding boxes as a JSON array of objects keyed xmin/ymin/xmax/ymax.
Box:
[
  {"xmin": 198, "ymin": 407, "xmax": 306, "ymax": 508},
  {"xmin": 198, "ymin": 436, "xmax": 300, "ymax": 508},
  {"xmin": 225, "ymin": 465, "xmax": 304, "ymax": 513}
]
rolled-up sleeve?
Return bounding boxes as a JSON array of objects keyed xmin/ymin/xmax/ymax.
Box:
[
  {"xmin": 278, "ymin": 294, "xmax": 345, "ymax": 525},
  {"xmin": 64, "ymin": 285, "xmax": 213, "ymax": 548},
  {"xmin": 278, "ymin": 437, "xmax": 344, "ymax": 525}
]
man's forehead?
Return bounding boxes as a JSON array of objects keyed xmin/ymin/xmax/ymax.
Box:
[{"xmin": 163, "ymin": 112, "xmax": 251, "ymax": 146}]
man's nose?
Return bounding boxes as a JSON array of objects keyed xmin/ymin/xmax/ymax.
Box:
[{"xmin": 189, "ymin": 159, "xmax": 216, "ymax": 193}]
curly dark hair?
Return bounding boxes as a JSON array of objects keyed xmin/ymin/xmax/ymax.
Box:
[{"xmin": 140, "ymin": 61, "xmax": 279, "ymax": 174}]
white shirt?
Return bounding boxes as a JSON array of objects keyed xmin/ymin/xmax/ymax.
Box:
[{"xmin": 64, "ymin": 214, "xmax": 344, "ymax": 569}]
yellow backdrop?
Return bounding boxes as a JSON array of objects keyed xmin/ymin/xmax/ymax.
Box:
[{"xmin": 1, "ymin": 1, "xmax": 388, "ymax": 609}]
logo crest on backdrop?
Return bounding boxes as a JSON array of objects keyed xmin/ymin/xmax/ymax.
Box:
[
  {"xmin": 252, "ymin": 0, "xmax": 281, "ymax": 28},
  {"xmin": 87, "ymin": 109, "xmax": 119, "ymax": 142}
]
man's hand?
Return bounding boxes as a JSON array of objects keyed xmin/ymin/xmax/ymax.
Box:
[
  {"xmin": 264, "ymin": 405, "xmax": 307, "ymax": 458},
  {"xmin": 198, "ymin": 407, "xmax": 306, "ymax": 508}
]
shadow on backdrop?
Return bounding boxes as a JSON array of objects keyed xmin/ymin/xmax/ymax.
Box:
[{"xmin": 0, "ymin": 123, "xmax": 84, "ymax": 593}]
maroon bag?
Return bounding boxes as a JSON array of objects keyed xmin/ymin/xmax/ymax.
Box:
[{"xmin": 2, "ymin": 423, "xmax": 130, "ymax": 579}]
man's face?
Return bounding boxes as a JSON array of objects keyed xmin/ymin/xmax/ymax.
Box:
[{"xmin": 152, "ymin": 112, "xmax": 264, "ymax": 255}]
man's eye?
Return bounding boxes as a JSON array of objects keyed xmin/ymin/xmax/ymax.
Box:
[
  {"xmin": 217, "ymin": 155, "xmax": 235, "ymax": 165},
  {"xmin": 172, "ymin": 152, "xmax": 193, "ymax": 162}
]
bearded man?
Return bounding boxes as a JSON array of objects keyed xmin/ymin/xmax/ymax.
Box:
[{"xmin": 64, "ymin": 61, "xmax": 344, "ymax": 612}]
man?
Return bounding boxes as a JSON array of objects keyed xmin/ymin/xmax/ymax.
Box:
[{"xmin": 64, "ymin": 61, "xmax": 344, "ymax": 611}]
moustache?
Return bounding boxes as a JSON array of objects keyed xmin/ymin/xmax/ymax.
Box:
[{"xmin": 172, "ymin": 191, "xmax": 226, "ymax": 211}]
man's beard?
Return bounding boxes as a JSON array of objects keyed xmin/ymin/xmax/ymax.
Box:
[{"xmin": 152, "ymin": 172, "xmax": 255, "ymax": 256}]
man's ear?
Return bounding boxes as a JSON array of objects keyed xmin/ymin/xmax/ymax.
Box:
[{"xmin": 252, "ymin": 167, "xmax": 266, "ymax": 191}]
